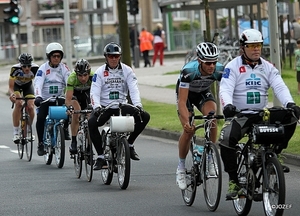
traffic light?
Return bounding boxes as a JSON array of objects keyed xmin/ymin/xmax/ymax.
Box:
[
  {"xmin": 129, "ymin": 0, "xmax": 139, "ymax": 15},
  {"xmin": 3, "ymin": 0, "xmax": 19, "ymax": 25}
]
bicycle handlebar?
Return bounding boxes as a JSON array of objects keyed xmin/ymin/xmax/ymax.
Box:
[{"xmin": 11, "ymin": 97, "xmax": 35, "ymax": 109}]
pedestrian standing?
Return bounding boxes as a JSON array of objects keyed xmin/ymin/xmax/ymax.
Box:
[
  {"xmin": 139, "ymin": 27, "xmax": 153, "ymax": 67},
  {"xmin": 294, "ymin": 39, "xmax": 300, "ymax": 94},
  {"xmin": 152, "ymin": 23, "xmax": 167, "ymax": 66}
]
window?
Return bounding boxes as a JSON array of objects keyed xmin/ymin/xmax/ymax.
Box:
[{"xmin": 42, "ymin": 28, "xmax": 62, "ymax": 43}]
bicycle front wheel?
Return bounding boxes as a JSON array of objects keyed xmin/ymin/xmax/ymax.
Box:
[
  {"xmin": 25, "ymin": 122, "xmax": 33, "ymax": 162},
  {"xmin": 84, "ymin": 129, "xmax": 93, "ymax": 182},
  {"xmin": 54, "ymin": 125, "xmax": 65, "ymax": 168},
  {"xmin": 117, "ymin": 137, "xmax": 131, "ymax": 190},
  {"xmin": 263, "ymin": 157, "xmax": 286, "ymax": 216},
  {"xmin": 17, "ymin": 123, "xmax": 24, "ymax": 159},
  {"xmin": 181, "ymin": 141, "xmax": 197, "ymax": 206},
  {"xmin": 74, "ymin": 145, "xmax": 82, "ymax": 179},
  {"xmin": 202, "ymin": 143, "xmax": 222, "ymax": 212}
]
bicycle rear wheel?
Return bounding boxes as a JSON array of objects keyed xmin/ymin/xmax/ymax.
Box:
[
  {"xmin": 54, "ymin": 125, "xmax": 65, "ymax": 168},
  {"xmin": 263, "ymin": 157, "xmax": 285, "ymax": 216},
  {"xmin": 25, "ymin": 122, "xmax": 33, "ymax": 162},
  {"xmin": 202, "ymin": 143, "xmax": 222, "ymax": 211},
  {"xmin": 181, "ymin": 141, "xmax": 197, "ymax": 206},
  {"xmin": 84, "ymin": 129, "xmax": 93, "ymax": 182},
  {"xmin": 117, "ymin": 137, "xmax": 131, "ymax": 190}
]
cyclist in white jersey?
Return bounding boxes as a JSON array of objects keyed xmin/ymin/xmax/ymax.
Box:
[
  {"xmin": 218, "ymin": 29, "xmax": 300, "ymax": 200},
  {"xmin": 33, "ymin": 42, "xmax": 71, "ymax": 156},
  {"xmin": 88, "ymin": 42, "xmax": 150, "ymax": 170}
]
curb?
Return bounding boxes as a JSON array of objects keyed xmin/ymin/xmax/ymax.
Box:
[{"xmin": 142, "ymin": 127, "xmax": 300, "ymax": 167}]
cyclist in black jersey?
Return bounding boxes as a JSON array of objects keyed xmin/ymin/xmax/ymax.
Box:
[
  {"xmin": 65, "ymin": 59, "xmax": 94, "ymax": 154},
  {"xmin": 8, "ymin": 53, "xmax": 39, "ymax": 143},
  {"xmin": 175, "ymin": 42, "xmax": 224, "ymax": 190}
]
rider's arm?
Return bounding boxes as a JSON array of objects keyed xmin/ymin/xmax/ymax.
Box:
[
  {"xmin": 65, "ymin": 73, "xmax": 75, "ymax": 107},
  {"xmin": 8, "ymin": 78, "xmax": 15, "ymax": 96},
  {"xmin": 34, "ymin": 66, "xmax": 46, "ymax": 98},
  {"xmin": 178, "ymin": 87, "xmax": 190, "ymax": 127},
  {"xmin": 219, "ymin": 66, "xmax": 236, "ymax": 108},
  {"xmin": 90, "ymin": 68, "xmax": 102, "ymax": 109},
  {"xmin": 267, "ymin": 62, "xmax": 295, "ymax": 107},
  {"xmin": 126, "ymin": 66, "xmax": 142, "ymax": 107}
]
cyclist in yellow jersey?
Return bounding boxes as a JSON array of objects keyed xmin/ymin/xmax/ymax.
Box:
[{"xmin": 8, "ymin": 53, "xmax": 39, "ymax": 143}]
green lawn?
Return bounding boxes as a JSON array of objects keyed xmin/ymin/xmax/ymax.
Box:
[{"xmin": 142, "ymin": 61, "xmax": 300, "ymax": 155}]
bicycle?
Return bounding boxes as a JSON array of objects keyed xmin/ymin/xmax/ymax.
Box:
[
  {"xmin": 231, "ymin": 107, "xmax": 299, "ymax": 216},
  {"xmin": 12, "ymin": 97, "xmax": 35, "ymax": 161},
  {"xmin": 41, "ymin": 96, "xmax": 68, "ymax": 168},
  {"xmin": 99, "ymin": 102, "xmax": 142, "ymax": 190},
  {"xmin": 72, "ymin": 107, "xmax": 94, "ymax": 182},
  {"xmin": 182, "ymin": 110, "xmax": 223, "ymax": 211}
]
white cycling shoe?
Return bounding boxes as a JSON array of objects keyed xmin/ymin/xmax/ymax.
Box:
[{"xmin": 176, "ymin": 168, "xmax": 187, "ymax": 190}]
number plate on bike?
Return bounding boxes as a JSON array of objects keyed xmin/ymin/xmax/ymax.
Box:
[{"xmin": 252, "ymin": 124, "xmax": 284, "ymax": 144}]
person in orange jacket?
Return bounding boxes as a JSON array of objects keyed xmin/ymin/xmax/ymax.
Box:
[{"xmin": 139, "ymin": 27, "xmax": 154, "ymax": 67}]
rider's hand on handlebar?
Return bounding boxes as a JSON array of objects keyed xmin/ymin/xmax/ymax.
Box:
[
  {"xmin": 183, "ymin": 123, "xmax": 195, "ymax": 134},
  {"xmin": 67, "ymin": 105, "xmax": 74, "ymax": 115},
  {"xmin": 223, "ymin": 104, "xmax": 237, "ymax": 118},
  {"xmin": 94, "ymin": 106, "xmax": 103, "ymax": 117},
  {"xmin": 9, "ymin": 93, "xmax": 16, "ymax": 103},
  {"xmin": 136, "ymin": 105, "xmax": 144, "ymax": 113},
  {"xmin": 287, "ymin": 102, "xmax": 300, "ymax": 119},
  {"xmin": 34, "ymin": 96, "xmax": 43, "ymax": 107}
]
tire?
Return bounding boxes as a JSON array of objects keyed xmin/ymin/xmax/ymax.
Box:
[
  {"xmin": 25, "ymin": 122, "xmax": 33, "ymax": 162},
  {"xmin": 233, "ymin": 145, "xmax": 252, "ymax": 216},
  {"xmin": 117, "ymin": 137, "xmax": 131, "ymax": 190},
  {"xmin": 17, "ymin": 121, "xmax": 24, "ymax": 159},
  {"xmin": 54, "ymin": 125, "xmax": 65, "ymax": 168},
  {"xmin": 44, "ymin": 127, "xmax": 53, "ymax": 165},
  {"xmin": 100, "ymin": 129, "xmax": 113, "ymax": 185},
  {"xmin": 181, "ymin": 140, "xmax": 197, "ymax": 206},
  {"xmin": 74, "ymin": 145, "xmax": 82, "ymax": 179},
  {"xmin": 84, "ymin": 129, "xmax": 93, "ymax": 182},
  {"xmin": 263, "ymin": 157, "xmax": 286, "ymax": 216},
  {"xmin": 202, "ymin": 143, "xmax": 222, "ymax": 211}
]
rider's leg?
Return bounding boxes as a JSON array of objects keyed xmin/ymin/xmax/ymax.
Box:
[
  {"xmin": 201, "ymin": 100, "xmax": 218, "ymax": 143},
  {"xmin": 12, "ymin": 92, "xmax": 22, "ymax": 142},
  {"xmin": 69, "ymin": 100, "xmax": 81, "ymax": 154}
]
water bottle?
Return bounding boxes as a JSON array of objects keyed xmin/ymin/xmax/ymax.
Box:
[{"xmin": 193, "ymin": 143, "xmax": 204, "ymax": 162}]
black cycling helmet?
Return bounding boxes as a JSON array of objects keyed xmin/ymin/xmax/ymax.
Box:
[
  {"xmin": 74, "ymin": 58, "xmax": 91, "ymax": 75},
  {"xmin": 196, "ymin": 42, "xmax": 219, "ymax": 61},
  {"xmin": 18, "ymin": 53, "xmax": 33, "ymax": 65},
  {"xmin": 103, "ymin": 42, "xmax": 122, "ymax": 56}
]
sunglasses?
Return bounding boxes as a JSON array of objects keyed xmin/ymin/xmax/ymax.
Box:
[
  {"xmin": 244, "ymin": 43, "xmax": 262, "ymax": 49},
  {"xmin": 52, "ymin": 54, "xmax": 61, "ymax": 58},
  {"xmin": 77, "ymin": 73, "xmax": 89, "ymax": 77},
  {"xmin": 201, "ymin": 61, "xmax": 217, "ymax": 66},
  {"xmin": 107, "ymin": 54, "xmax": 121, "ymax": 59},
  {"xmin": 21, "ymin": 65, "xmax": 32, "ymax": 68}
]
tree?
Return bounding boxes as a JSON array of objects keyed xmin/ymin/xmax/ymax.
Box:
[{"xmin": 116, "ymin": 0, "xmax": 131, "ymax": 66}]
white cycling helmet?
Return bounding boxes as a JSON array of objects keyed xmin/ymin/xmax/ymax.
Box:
[
  {"xmin": 196, "ymin": 42, "xmax": 219, "ymax": 61},
  {"xmin": 46, "ymin": 42, "xmax": 64, "ymax": 59},
  {"xmin": 239, "ymin": 29, "xmax": 264, "ymax": 46}
]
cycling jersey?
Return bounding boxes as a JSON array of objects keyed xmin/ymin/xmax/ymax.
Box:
[
  {"xmin": 34, "ymin": 62, "xmax": 70, "ymax": 99},
  {"xmin": 177, "ymin": 60, "xmax": 224, "ymax": 93},
  {"xmin": 9, "ymin": 63, "xmax": 39, "ymax": 86},
  {"xmin": 90, "ymin": 63, "xmax": 142, "ymax": 109},
  {"xmin": 219, "ymin": 55, "xmax": 294, "ymax": 110},
  {"xmin": 66, "ymin": 71, "xmax": 94, "ymax": 92}
]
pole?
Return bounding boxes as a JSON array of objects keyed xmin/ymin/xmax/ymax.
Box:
[
  {"xmin": 63, "ymin": 0, "xmax": 72, "ymax": 68},
  {"xmin": 267, "ymin": 0, "xmax": 281, "ymax": 106},
  {"xmin": 26, "ymin": 0, "xmax": 33, "ymax": 55},
  {"xmin": 133, "ymin": 15, "xmax": 140, "ymax": 68}
]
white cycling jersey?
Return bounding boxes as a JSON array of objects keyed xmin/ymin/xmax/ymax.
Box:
[
  {"xmin": 34, "ymin": 62, "xmax": 71, "ymax": 99},
  {"xmin": 219, "ymin": 56, "xmax": 294, "ymax": 110},
  {"xmin": 90, "ymin": 62, "xmax": 142, "ymax": 109}
]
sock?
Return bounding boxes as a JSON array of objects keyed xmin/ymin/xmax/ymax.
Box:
[
  {"xmin": 97, "ymin": 154, "xmax": 104, "ymax": 159},
  {"xmin": 13, "ymin": 127, "xmax": 19, "ymax": 135},
  {"xmin": 128, "ymin": 144, "xmax": 134, "ymax": 148},
  {"xmin": 178, "ymin": 158, "xmax": 185, "ymax": 170},
  {"xmin": 71, "ymin": 136, "xmax": 76, "ymax": 143}
]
